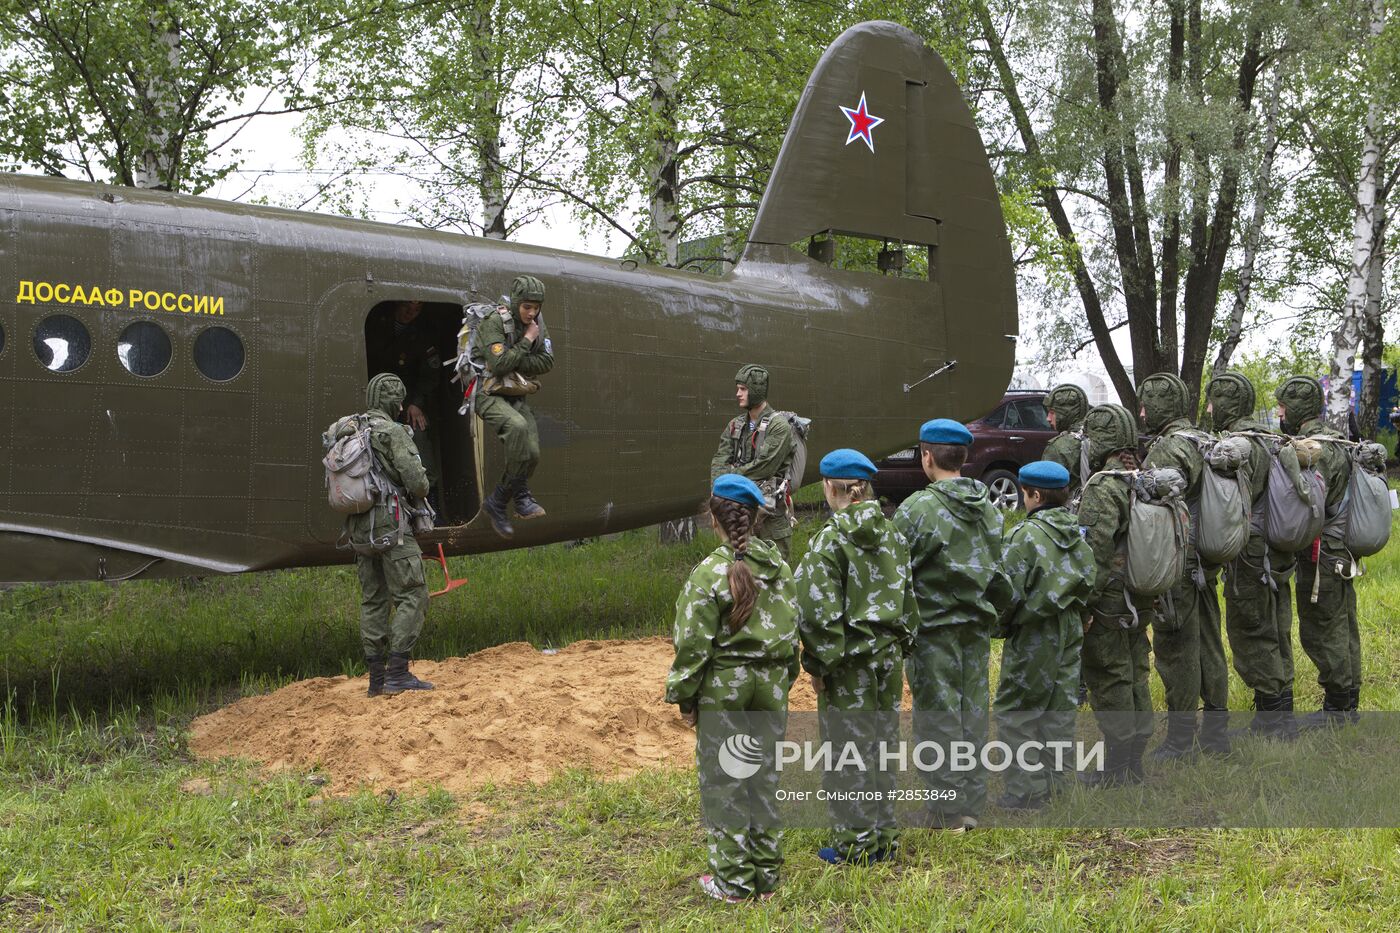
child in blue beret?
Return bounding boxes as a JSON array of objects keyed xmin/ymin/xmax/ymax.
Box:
[
  {"xmin": 794, "ymin": 449, "xmax": 916, "ymax": 864},
  {"xmin": 892, "ymin": 418, "xmax": 1005, "ymax": 830},
  {"xmin": 665, "ymin": 473, "xmax": 800, "ymax": 902},
  {"xmin": 992, "ymin": 461, "xmax": 1096, "ymax": 810}
]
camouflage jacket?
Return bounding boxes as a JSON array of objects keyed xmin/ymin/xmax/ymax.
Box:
[
  {"xmin": 339, "ymin": 410, "xmax": 429, "ymax": 548},
  {"xmin": 996, "ymin": 506, "xmax": 1096, "ymax": 637},
  {"xmin": 1143, "ymin": 418, "xmax": 1207, "ymax": 499},
  {"xmin": 1222, "ymin": 416, "xmax": 1278, "ymax": 506},
  {"xmin": 1044, "ymin": 425, "xmax": 1086, "ymax": 492},
  {"xmin": 664, "ymin": 537, "xmax": 800, "ymax": 709},
  {"xmin": 710, "ymin": 405, "xmax": 795, "ymax": 487},
  {"xmin": 795, "ymin": 499, "xmax": 915, "ymax": 675},
  {"xmin": 1297, "ymin": 417, "xmax": 1351, "ymax": 542},
  {"xmin": 892, "ymin": 477, "xmax": 1005, "ymax": 631},
  {"xmin": 472, "ymin": 307, "xmax": 554, "ymax": 379},
  {"xmin": 1077, "ymin": 453, "xmax": 1137, "ymax": 619}
]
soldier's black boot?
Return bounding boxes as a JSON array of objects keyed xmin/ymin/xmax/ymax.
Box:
[
  {"xmin": 1274, "ymin": 688, "xmax": 1299, "ymax": 742},
  {"xmin": 1348, "ymin": 686, "xmax": 1361, "ymax": 725},
  {"xmin": 1233, "ymin": 690, "xmax": 1278, "ymax": 739},
  {"xmin": 383, "ymin": 653, "xmax": 435, "ymax": 694},
  {"xmin": 1198, "ymin": 705, "xmax": 1232, "ymax": 757},
  {"xmin": 366, "ymin": 656, "xmax": 387, "ymax": 698},
  {"xmin": 1079, "ymin": 740, "xmax": 1129, "ymax": 788},
  {"xmin": 483, "ymin": 483, "xmax": 515, "ymax": 538},
  {"xmin": 512, "ymin": 481, "xmax": 546, "ymax": 520},
  {"xmin": 1125, "ymin": 736, "xmax": 1147, "ymax": 784},
  {"xmin": 1152, "ymin": 713, "xmax": 1197, "ymax": 763},
  {"xmin": 1300, "ymin": 690, "xmax": 1349, "ymax": 731}
]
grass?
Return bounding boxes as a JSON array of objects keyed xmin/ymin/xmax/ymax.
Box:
[{"xmin": 4, "ymin": 512, "xmax": 1400, "ymax": 928}]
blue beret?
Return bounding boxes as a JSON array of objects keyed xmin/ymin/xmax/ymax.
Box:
[
  {"xmin": 1019, "ymin": 461, "xmax": 1070, "ymax": 489},
  {"xmin": 919, "ymin": 418, "xmax": 973, "ymax": 446},
  {"xmin": 712, "ymin": 473, "xmax": 765, "ymax": 507},
  {"xmin": 819, "ymin": 448, "xmax": 877, "ymax": 480}
]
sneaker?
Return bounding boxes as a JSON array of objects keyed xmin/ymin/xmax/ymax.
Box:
[
  {"xmin": 816, "ymin": 846, "xmax": 895, "ymax": 865},
  {"xmin": 698, "ymin": 874, "xmax": 744, "ymax": 904}
]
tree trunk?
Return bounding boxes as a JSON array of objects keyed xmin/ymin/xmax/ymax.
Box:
[
  {"xmin": 647, "ymin": 3, "xmax": 682, "ymax": 268},
  {"xmin": 1360, "ymin": 168, "xmax": 1387, "ymax": 439},
  {"xmin": 658, "ymin": 515, "xmax": 698, "ymax": 544},
  {"xmin": 1178, "ymin": 23, "xmax": 1262, "ymax": 414},
  {"xmin": 1327, "ymin": 0, "xmax": 1385, "ymax": 431},
  {"xmin": 133, "ymin": 20, "xmax": 180, "ymax": 190},
  {"xmin": 1159, "ymin": 0, "xmax": 1187, "ymax": 370},
  {"xmin": 471, "ymin": 4, "xmax": 508, "ymax": 240},
  {"xmin": 974, "ymin": 0, "xmax": 1136, "ymax": 406},
  {"xmin": 1214, "ymin": 71, "xmax": 1282, "ymax": 378}
]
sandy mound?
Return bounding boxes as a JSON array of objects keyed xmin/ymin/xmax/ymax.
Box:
[{"xmin": 190, "ymin": 637, "xmax": 840, "ymax": 795}]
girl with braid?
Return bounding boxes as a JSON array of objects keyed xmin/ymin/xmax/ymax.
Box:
[{"xmin": 666, "ymin": 473, "xmax": 800, "ymax": 903}]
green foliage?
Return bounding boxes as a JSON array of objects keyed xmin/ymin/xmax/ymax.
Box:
[{"xmin": 0, "ymin": 0, "xmax": 330, "ymax": 192}]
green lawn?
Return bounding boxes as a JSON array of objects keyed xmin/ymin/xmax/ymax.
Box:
[{"xmin": 4, "ymin": 514, "xmax": 1400, "ymax": 929}]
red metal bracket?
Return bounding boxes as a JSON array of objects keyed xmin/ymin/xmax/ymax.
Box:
[{"xmin": 425, "ymin": 543, "xmax": 468, "ymax": 597}]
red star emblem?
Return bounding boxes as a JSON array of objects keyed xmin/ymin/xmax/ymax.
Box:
[{"xmin": 839, "ymin": 92, "xmax": 884, "ymax": 153}]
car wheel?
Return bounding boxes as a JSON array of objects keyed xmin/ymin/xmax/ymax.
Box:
[{"xmin": 981, "ymin": 469, "xmax": 1022, "ymax": 511}]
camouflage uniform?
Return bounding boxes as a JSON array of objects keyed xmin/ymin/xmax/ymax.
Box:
[
  {"xmin": 1278, "ymin": 376, "xmax": 1360, "ymax": 720},
  {"xmin": 1140, "ymin": 373, "xmax": 1230, "ymax": 756},
  {"xmin": 665, "ymin": 538, "xmax": 800, "ymax": 900},
  {"xmin": 1043, "ymin": 384, "xmax": 1090, "ymax": 495},
  {"xmin": 711, "ymin": 369, "xmax": 796, "ymax": 560},
  {"xmin": 366, "ymin": 306, "xmax": 442, "ymax": 491},
  {"xmin": 1077, "ymin": 404, "xmax": 1155, "ymax": 778},
  {"xmin": 894, "ymin": 477, "xmax": 1004, "ymax": 821},
  {"xmin": 1207, "ymin": 372, "xmax": 1296, "ymax": 720},
  {"xmin": 474, "ymin": 276, "xmax": 554, "ymax": 533},
  {"xmin": 340, "ymin": 375, "xmax": 431, "ymax": 664},
  {"xmin": 994, "ymin": 505, "xmax": 1094, "ymax": 801},
  {"xmin": 795, "ymin": 499, "xmax": 915, "ymax": 859}
]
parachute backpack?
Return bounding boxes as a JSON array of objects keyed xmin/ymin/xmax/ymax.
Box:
[
  {"xmin": 323, "ymin": 415, "xmax": 386, "ymax": 515},
  {"xmin": 448, "ymin": 299, "xmax": 519, "ymax": 415},
  {"xmin": 749, "ymin": 410, "xmax": 812, "ymax": 523},
  {"xmin": 1258, "ymin": 435, "xmax": 1327, "ymax": 553},
  {"xmin": 1087, "ymin": 467, "xmax": 1190, "ymax": 606},
  {"xmin": 1194, "ymin": 433, "xmax": 1252, "ymax": 564},
  {"xmin": 1323, "ymin": 440, "xmax": 1393, "ymax": 558}
]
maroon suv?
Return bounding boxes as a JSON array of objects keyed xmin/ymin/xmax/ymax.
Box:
[{"xmin": 871, "ymin": 390, "xmax": 1058, "ymax": 510}]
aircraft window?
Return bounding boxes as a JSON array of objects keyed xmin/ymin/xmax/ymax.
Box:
[
  {"xmin": 0, "ymin": 321, "xmax": 5, "ymax": 356},
  {"xmin": 33, "ymin": 314, "xmax": 91, "ymax": 373},
  {"xmin": 793, "ymin": 233, "xmax": 931, "ymax": 280},
  {"xmin": 118, "ymin": 321, "xmax": 172, "ymax": 377},
  {"xmin": 193, "ymin": 326, "xmax": 244, "ymax": 382}
]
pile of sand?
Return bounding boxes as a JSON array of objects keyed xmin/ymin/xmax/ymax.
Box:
[{"xmin": 189, "ymin": 637, "xmax": 830, "ymax": 795}]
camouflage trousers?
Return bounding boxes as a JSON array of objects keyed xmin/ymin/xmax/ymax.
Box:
[
  {"xmin": 475, "ymin": 394, "xmax": 539, "ymax": 483},
  {"xmin": 695, "ymin": 661, "xmax": 791, "ymax": 899},
  {"xmin": 817, "ymin": 645, "xmax": 902, "ymax": 859},
  {"xmin": 1151, "ymin": 566, "xmax": 1229, "ymax": 713},
  {"xmin": 410, "ymin": 421, "xmax": 440, "ymax": 492},
  {"xmin": 356, "ymin": 538, "xmax": 429, "ymax": 659},
  {"xmin": 994, "ymin": 609, "xmax": 1083, "ymax": 800},
  {"xmin": 1082, "ymin": 615, "xmax": 1154, "ymax": 746},
  {"xmin": 1296, "ymin": 545, "xmax": 1361, "ymax": 702},
  {"xmin": 906, "ymin": 623, "xmax": 990, "ymax": 819},
  {"xmin": 756, "ymin": 511, "xmax": 793, "ymax": 562},
  {"xmin": 1224, "ymin": 536, "xmax": 1295, "ymax": 697}
]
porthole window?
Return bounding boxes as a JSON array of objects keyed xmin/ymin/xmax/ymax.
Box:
[
  {"xmin": 0, "ymin": 321, "xmax": 5, "ymax": 357},
  {"xmin": 193, "ymin": 326, "xmax": 244, "ymax": 382},
  {"xmin": 34, "ymin": 314, "xmax": 91, "ymax": 373},
  {"xmin": 117, "ymin": 321, "xmax": 172, "ymax": 377}
]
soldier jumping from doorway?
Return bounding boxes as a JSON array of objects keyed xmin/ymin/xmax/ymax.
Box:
[{"xmin": 474, "ymin": 275, "xmax": 554, "ymax": 539}]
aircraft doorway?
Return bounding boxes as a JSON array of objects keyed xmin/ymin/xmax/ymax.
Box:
[{"xmin": 364, "ymin": 300, "xmax": 480, "ymax": 527}]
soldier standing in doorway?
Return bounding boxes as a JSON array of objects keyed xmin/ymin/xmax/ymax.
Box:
[{"xmin": 366, "ymin": 300, "xmax": 442, "ymax": 502}]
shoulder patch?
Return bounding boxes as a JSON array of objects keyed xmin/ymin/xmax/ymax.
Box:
[{"xmin": 490, "ymin": 342, "xmax": 505, "ymax": 356}]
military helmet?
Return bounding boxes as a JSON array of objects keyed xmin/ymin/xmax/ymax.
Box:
[
  {"xmin": 367, "ymin": 372, "xmax": 407, "ymax": 418},
  {"xmin": 509, "ymin": 274, "xmax": 546, "ymax": 313},
  {"xmin": 1084, "ymin": 403, "xmax": 1138, "ymax": 469},
  {"xmin": 1046, "ymin": 383, "xmax": 1089, "ymax": 428},
  {"xmin": 1276, "ymin": 375, "xmax": 1324, "ymax": 432},
  {"xmin": 735, "ymin": 363, "xmax": 770, "ymax": 406},
  {"xmin": 1139, "ymin": 372, "xmax": 1190, "ymax": 433},
  {"xmin": 1205, "ymin": 371, "xmax": 1256, "ymax": 431}
]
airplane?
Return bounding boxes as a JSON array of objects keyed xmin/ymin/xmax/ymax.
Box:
[{"xmin": 0, "ymin": 20, "xmax": 1016, "ymax": 585}]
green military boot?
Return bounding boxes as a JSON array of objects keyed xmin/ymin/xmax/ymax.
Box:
[
  {"xmin": 482, "ymin": 483, "xmax": 515, "ymax": 538},
  {"xmin": 1079, "ymin": 740, "xmax": 1134, "ymax": 788},
  {"xmin": 366, "ymin": 656, "xmax": 387, "ymax": 698},
  {"xmin": 512, "ymin": 482, "xmax": 546, "ymax": 520},
  {"xmin": 383, "ymin": 653, "xmax": 435, "ymax": 693}
]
